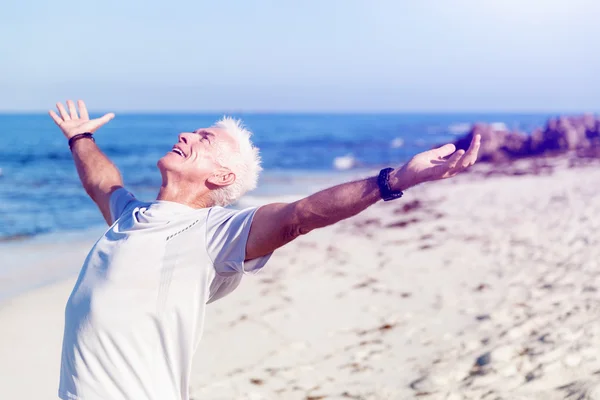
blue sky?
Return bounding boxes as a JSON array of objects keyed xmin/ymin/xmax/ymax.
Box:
[{"xmin": 1, "ymin": 0, "xmax": 598, "ymax": 112}]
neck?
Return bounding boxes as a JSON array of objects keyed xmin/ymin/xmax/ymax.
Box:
[{"xmin": 156, "ymin": 184, "xmax": 213, "ymax": 209}]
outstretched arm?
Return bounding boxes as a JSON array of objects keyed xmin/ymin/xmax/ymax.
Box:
[
  {"xmin": 49, "ymin": 100, "xmax": 121, "ymax": 225},
  {"xmin": 245, "ymin": 134, "xmax": 481, "ymax": 260}
]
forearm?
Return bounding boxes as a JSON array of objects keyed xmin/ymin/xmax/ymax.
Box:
[
  {"xmin": 71, "ymin": 139, "xmax": 123, "ymax": 207},
  {"xmin": 246, "ymin": 176, "xmax": 385, "ymax": 260},
  {"xmin": 291, "ymin": 176, "xmax": 382, "ymax": 234}
]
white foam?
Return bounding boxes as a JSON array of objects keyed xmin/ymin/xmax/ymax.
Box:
[
  {"xmin": 333, "ymin": 154, "xmax": 356, "ymax": 170},
  {"xmin": 490, "ymin": 122, "xmax": 509, "ymax": 131},
  {"xmin": 390, "ymin": 138, "xmax": 404, "ymax": 148},
  {"xmin": 448, "ymin": 123, "xmax": 471, "ymax": 135}
]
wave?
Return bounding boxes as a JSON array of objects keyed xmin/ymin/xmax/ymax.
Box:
[
  {"xmin": 0, "ymin": 228, "xmax": 50, "ymax": 243},
  {"xmin": 390, "ymin": 138, "xmax": 404, "ymax": 148},
  {"xmin": 0, "ymin": 144, "xmax": 169, "ymax": 165},
  {"xmin": 333, "ymin": 154, "xmax": 358, "ymax": 170},
  {"xmin": 490, "ymin": 122, "xmax": 509, "ymax": 131},
  {"xmin": 447, "ymin": 123, "xmax": 472, "ymax": 135}
]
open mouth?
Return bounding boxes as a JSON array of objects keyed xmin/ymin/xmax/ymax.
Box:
[{"xmin": 171, "ymin": 147, "xmax": 186, "ymax": 157}]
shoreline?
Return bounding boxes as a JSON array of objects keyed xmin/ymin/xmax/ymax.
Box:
[
  {"xmin": 0, "ymin": 156, "xmax": 594, "ymax": 305},
  {"xmin": 0, "ymin": 227, "xmax": 105, "ymax": 304},
  {"xmin": 0, "ymin": 168, "xmax": 375, "ymax": 303},
  {"xmin": 0, "ymin": 168, "xmax": 370, "ymax": 244}
]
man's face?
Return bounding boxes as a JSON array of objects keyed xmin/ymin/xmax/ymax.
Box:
[{"xmin": 157, "ymin": 127, "xmax": 238, "ymax": 184}]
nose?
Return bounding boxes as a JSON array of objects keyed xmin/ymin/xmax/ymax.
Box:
[{"xmin": 178, "ymin": 132, "xmax": 193, "ymax": 144}]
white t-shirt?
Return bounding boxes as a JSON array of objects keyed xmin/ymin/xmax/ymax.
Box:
[{"xmin": 58, "ymin": 188, "xmax": 271, "ymax": 400}]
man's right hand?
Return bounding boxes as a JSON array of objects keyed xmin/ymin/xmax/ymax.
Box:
[{"xmin": 49, "ymin": 100, "xmax": 115, "ymax": 140}]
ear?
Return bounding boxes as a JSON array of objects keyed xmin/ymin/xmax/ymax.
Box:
[{"xmin": 207, "ymin": 169, "xmax": 236, "ymax": 187}]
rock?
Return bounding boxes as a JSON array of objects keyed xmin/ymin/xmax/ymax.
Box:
[
  {"xmin": 452, "ymin": 124, "xmax": 515, "ymax": 162},
  {"xmin": 448, "ymin": 114, "xmax": 600, "ymax": 164},
  {"xmin": 525, "ymin": 371, "xmax": 536, "ymax": 382},
  {"xmin": 475, "ymin": 352, "xmax": 492, "ymax": 367}
]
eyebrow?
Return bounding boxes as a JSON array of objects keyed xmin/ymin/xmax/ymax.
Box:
[{"xmin": 194, "ymin": 129, "xmax": 215, "ymax": 138}]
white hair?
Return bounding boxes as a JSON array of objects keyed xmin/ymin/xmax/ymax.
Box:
[{"xmin": 210, "ymin": 116, "xmax": 262, "ymax": 206}]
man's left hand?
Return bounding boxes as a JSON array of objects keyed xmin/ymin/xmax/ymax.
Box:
[{"xmin": 391, "ymin": 134, "xmax": 481, "ymax": 191}]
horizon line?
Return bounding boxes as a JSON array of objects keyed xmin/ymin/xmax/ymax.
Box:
[{"xmin": 0, "ymin": 109, "xmax": 597, "ymax": 116}]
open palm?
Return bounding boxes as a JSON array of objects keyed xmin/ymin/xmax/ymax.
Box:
[
  {"xmin": 49, "ymin": 100, "xmax": 114, "ymax": 139},
  {"xmin": 392, "ymin": 134, "xmax": 481, "ymax": 190}
]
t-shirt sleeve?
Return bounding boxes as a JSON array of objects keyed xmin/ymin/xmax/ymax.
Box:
[
  {"xmin": 109, "ymin": 188, "xmax": 138, "ymax": 224},
  {"xmin": 205, "ymin": 206, "xmax": 272, "ymax": 275}
]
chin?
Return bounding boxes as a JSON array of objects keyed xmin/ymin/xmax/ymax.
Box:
[
  {"xmin": 157, "ymin": 155, "xmax": 168, "ymax": 172},
  {"xmin": 157, "ymin": 154, "xmax": 178, "ymax": 174},
  {"xmin": 157, "ymin": 154, "xmax": 190, "ymax": 182}
]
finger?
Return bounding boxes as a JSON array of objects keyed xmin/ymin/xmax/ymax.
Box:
[
  {"xmin": 462, "ymin": 134, "xmax": 481, "ymax": 167},
  {"xmin": 67, "ymin": 100, "xmax": 79, "ymax": 119},
  {"xmin": 446, "ymin": 149, "xmax": 465, "ymax": 170},
  {"xmin": 88, "ymin": 113, "xmax": 115, "ymax": 132},
  {"xmin": 56, "ymin": 102, "xmax": 70, "ymax": 120},
  {"xmin": 48, "ymin": 110, "xmax": 63, "ymax": 125},
  {"xmin": 78, "ymin": 100, "xmax": 89, "ymax": 120},
  {"xmin": 430, "ymin": 143, "xmax": 457, "ymax": 159}
]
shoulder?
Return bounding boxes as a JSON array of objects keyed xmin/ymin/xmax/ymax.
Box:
[
  {"xmin": 206, "ymin": 206, "xmax": 259, "ymax": 225},
  {"xmin": 109, "ymin": 188, "xmax": 143, "ymax": 223}
]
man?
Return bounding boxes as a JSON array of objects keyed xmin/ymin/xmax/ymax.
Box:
[{"xmin": 50, "ymin": 100, "xmax": 481, "ymax": 400}]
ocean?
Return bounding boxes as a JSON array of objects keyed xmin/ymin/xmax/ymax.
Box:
[{"xmin": 0, "ymin": 112, "xmax": 553, "ymax": 241}]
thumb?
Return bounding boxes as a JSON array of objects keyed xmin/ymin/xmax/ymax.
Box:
[
  {"xmin": 98, "ymin": 113, "xmax": 115, "ymax": 124},
  {"xmin": 88, "ymin": 113, "xmax": 115, "ymax": 132}
]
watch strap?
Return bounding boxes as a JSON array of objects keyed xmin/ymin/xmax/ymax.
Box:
[
  {"xmin": 68, "ymin": 132, "xmax": 95, "ymax": 151},
  {"xmin": 377, "ymin": 167, "xmax": 403, "ymax": 201}
]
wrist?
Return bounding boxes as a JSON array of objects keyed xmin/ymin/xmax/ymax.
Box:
[
  {"xmin": 68, "ymin": 132, "xmax": 95, "ymax": 151},
  {"xmin": 391, "ymin": 167, "xmax": 417, "ymax": 192}
]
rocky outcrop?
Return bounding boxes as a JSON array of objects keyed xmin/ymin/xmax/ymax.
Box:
[{"xmin": 452, "ymin": 114, "xmax": 600, "ymax": 162}]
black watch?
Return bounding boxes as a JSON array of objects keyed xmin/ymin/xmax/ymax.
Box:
[
  {"xmin": 68, "ymin": 132, "xmax": 95, "ymax": 151},
  {"xmin": 377, "ymin": 167, "xmax": 403, "ymax": 201}
]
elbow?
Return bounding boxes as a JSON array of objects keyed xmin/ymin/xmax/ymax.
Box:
[
  {"xmin": 285, "ymin": 203, "xmax": 313, "ymax": 240},
  {"xmin": 286, "ymin": 223, "xmax": 312, "ymax": 240},
  {"xmin": 83, "ymin": 184, "xmax": 98, "ymax": 200},
  {"xmin": 280, "ymin": 224, "xmax": 310, "ymax": 246}
]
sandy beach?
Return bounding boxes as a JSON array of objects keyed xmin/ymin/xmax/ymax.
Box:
[{"xmin": 2, "ymin": 157, "xmax": 600, "ymax": 399}]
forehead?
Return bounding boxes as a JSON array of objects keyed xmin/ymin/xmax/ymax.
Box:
[{"xmin": 196, "ymin": 127, "xmax": 237, "ymax": 148}]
